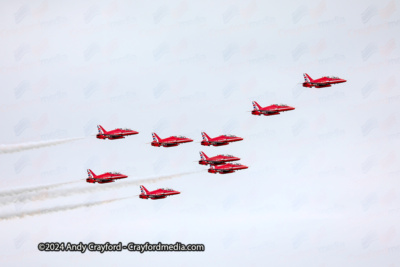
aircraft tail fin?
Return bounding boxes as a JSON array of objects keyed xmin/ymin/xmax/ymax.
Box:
[
  {"xmin": 140, "ymin": 185, "xmax": 149, "ymax": 195},
  {"xmin": 97, "ymin": 125, "xmax": 106, "ymax": 134},
  {"xmin": 201, "ymin": 132, "xmax": 211, "ymax": 141},
  {"xmin": 200, "ymin": 151, "xmax": 209, "ymax": 160},
  {"xmin": 152, "ymin": 133, "xmax": 161, "ymax": 142},
  {"xmin": 252, "ymin": 101, "xmax": 262, "ymax": 110},
  {"xmin": 87, "ymin": 169, "xmax": 96, "ymax": 178},
  {"xmin": 303, "ymin": 73, "xmax": 314, "ymax": 83}
]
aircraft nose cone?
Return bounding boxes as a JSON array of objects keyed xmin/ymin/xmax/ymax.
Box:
[{"xmin": 175, "ymin": 191, "xmax": 181, "ymax": 195}]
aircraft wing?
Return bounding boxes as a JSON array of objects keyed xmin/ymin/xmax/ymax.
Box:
[
  {"xmin": 259, "ymin": 110, "xmax": 279, "ymax": 114},
  {"xmin": 210, "ymin": 141, "xmax": 228, "ymax": 145},
  {"xmin": 104, "ymin": 134, "xmax": 123, "ymax": 138},
  {"xmin": 151, "ymin": 194, "xmax": 166, "ymax": 198},
  {"xmin": 94, "ymin": 178, "xmax": 113, "ymax": 182},
  {"xmin": 314, "ymin": 82, "xmax": 331, "ymax": 87},
  {"xmin": 162, "ymin": 141, "xmax": 178, "ymax": 145}
]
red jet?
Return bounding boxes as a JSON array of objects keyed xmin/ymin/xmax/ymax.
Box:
[
  {"xmin": 201, "ymin": 132, "xmax": 243, "ymax": 146},
  {"xmin": 208, "ymin": 163, "xmax": 248, "ymax": 174},
  {"xmin": 86, "ymin": 169, "xmax": 128, "ymax": 184},
  {"xmin": 252, "ymin": 101, "xmax": 295, "ymax": 116},
  {"xmin": 199, "ymin": 151, "xmax": 240, "ymax": 165},
  {"xmin": 139, "ymin": 185, "xmax": 180, "ymax": 200},
  {"xmin": 151, "ymin": 133, "xmax": 193, "ymax": 147},
  {"xmin": 302, "ymin": 73, "xmax": 347, "ymax": 88},
  {"xmin": 96, "ymin": 125, "xmax": 139, "ymax": 140}
]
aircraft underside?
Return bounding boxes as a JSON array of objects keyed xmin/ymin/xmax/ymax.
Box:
[
  {"xmin": 140, "ymin": 195, "xmax": 167, "ymax": 199},
  {"xmin": 262, "ymin": 112, "xmax": 279, "ymax": 116},
  {"xmin": 208, "ymin": 170, "xmax": 234, "ymax": 174},
  {"xmin": 315, "ymin": 84, "xmax": 332, "ymax": 88},
  {"xmin": 108, "ymin": 136, "xmax": 125, "ymax": 140},
  {"xmin": 86, "ymin": 178, "xmax": 115, "ymax": 184},
  {"xmin": 163, "ymin": 143, "xmax": 179, "ymax": 147},
  {"xmin": 252, "ymin": 111, "xmax": 279, "ymax": 116},
  {"xmin": 303, "ymin": 82, "xmax": 331, "ymax": 88},
  {"xmin": 97, "ymin": 134, "xmax": 125, "ymax": 140},
  {"xmin": 201, "ymin": 141, "xmax": 229, "ymax": 146},
  {"xmin": 200, "ymin": 161, "xmax": 226, "ymax": 165},
  {"xmin": 151, "ymin": 143, "xmax": 178, "ymax": 147}
]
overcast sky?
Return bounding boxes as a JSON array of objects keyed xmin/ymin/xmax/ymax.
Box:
[{"xmin": 0, "ymin": 0, "xmax": 399, "ymax": 266}]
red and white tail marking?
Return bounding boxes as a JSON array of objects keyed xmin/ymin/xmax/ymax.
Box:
[
  {"xmin": 152, "ymin": 133, "xmax": 160, "ymax": 142},
  {"xmin": 87, "ymin": 169, "xmax": 96, "ymax": 178},
  {"xmin": 252, "ymin": 101, "xmax": 261, "ymax": 111},
  {"xmin": 201, "ymin": 132, "xmax": 210, "ymax": 141},
  {"xmin": 97, "ymin": 125, "xmax": 106, "ymax": 134},
  {"xmin": 140, "ymin": 185, "xmax": 149, "ymax": 195},
  {"xmin": 199, "ymin": 151, "xmax": 208, "ymax": 160},
  {"xmin": 303, "ymin": 73, "xmax": 313, "ymax": 83}
]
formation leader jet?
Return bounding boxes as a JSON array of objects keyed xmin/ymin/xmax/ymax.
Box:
[
  {"xmin": 139, "ymin": 185, "xmax": 180, "ymax": 200},
  {"xmin": 208, "ymin": 163, "xmax": 248, "ymax": 174},
  {"xmin": 86, "ymin": 169, "xmax": 128, "ymax": 184},
  {"xmin": 96, "ymin": 125, "xmax": 139, "ymax": 140},
  {"xmin": 151, "ymin": 133, "xmax": 193, "ymax": 147},
  {"xmin": 252, "ymin": 101, "xmax": 295, "ymax": 116},
  {"xmin": 201, "ymin": 132, "xmax": 243, "ymax": 146},
  {"xmin": 199, "ymin": 151, "xmax": 240, "ymax": 165},
  {"xmin": 302, "ymin": 73, "xmax": 347, "ymax": 88}
]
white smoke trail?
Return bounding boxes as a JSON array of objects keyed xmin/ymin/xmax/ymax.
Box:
[
  {"xmin": 0, "ymin": 181, "xmax": 80, "ymax": 198},
  {"xmin": 0, "ymin": 197, "xmax": 132, "ymax": 221},
  {"xmin": 0, "ymin": 171, "xmax": 203, "ymax": 206},
  {"xmin": 0, "ymin": 137, "xmax": 84, "ymax": 154}
]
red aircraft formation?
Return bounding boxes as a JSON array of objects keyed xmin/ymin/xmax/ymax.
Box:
[
  {"xmin": 86, "ymin": 169, "xmax": 128, "ymax": 184},
  {"xmin": 151, "ymin": 133, "xmax": 193, "ymax": 147},
  {"xmin": 96, "ymin": 125, "xmax": 139, "ymax": 140},
  {"xmin": 302, "ymin": 73, "xmax": 347, "ymax": 88},
  {"xmin": 200, "ymin": 132, "xmax": 243, "ymax": 146},
  {"xmin": 198, "ymin": 151, "xmax": 247, "ymax": 174},
  {"xmin": 86, "ymin": 72, "xmax": 346, "ymax": 198},
  {"xmin": 139, "ymin": 185, "xmax": 180, "ymax": 200},
  {"xmin": 252, "ymin": 101, "xmax": 295, "ymax": 116}
]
